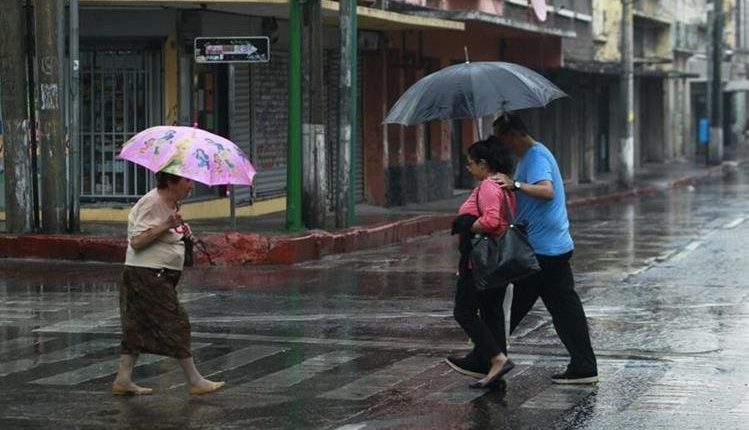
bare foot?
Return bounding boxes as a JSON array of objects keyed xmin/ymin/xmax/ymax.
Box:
[
  {"xmin": 475, "ymin": 358, "xmax": 507, "ymax": 386},
  {"xmin": 112, "ymin": 382, "xmax": 154, "ymax": 395},
  {"xmin": 470, "ymin": 358, "xmax": 515, "ymax": 389},
  {"xmin": 188, "ymin": 379, "xmax": 225, "ymax": 396}
]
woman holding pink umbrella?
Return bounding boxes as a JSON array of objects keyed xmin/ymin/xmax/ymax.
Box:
[{"xmin": 111, "ymin": 171, "xmax": 225, "ymax": 396}]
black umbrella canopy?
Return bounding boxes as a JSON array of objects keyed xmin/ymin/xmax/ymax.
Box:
[{"xmin": 384, "ymin": 61, "xmax": 568, "ymax": 126}]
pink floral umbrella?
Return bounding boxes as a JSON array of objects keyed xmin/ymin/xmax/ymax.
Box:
[{"xmin": 118, "ymin": 125, "xmax": 256, "ymax": 186}]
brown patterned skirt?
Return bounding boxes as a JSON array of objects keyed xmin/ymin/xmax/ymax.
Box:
[{"xmin": 118, "ymin": 266, "xmax": 192, "ymax": 359}]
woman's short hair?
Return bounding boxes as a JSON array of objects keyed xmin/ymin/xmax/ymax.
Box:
[
  {"xmin": 467, "ymin": 136, "xmax": 514, "ymax": 175},
  {"xmin": 492, "ymin": 113, "xmax": 528, "ymax": 136},
  {"xmin": 155, "ymin": 171, "xmax": 183, "ymax": 189}
]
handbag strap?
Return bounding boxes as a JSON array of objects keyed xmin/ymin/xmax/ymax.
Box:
[{"xmin": 475, "ymin": 181, "xmax": 514, "ymax": 226}]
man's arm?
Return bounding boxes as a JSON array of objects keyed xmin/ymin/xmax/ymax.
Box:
[{"xmin": 491, "ymin": 173, "xmax": 554, "ymax": 201}]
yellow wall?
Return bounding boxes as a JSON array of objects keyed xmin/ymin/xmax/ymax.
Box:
[
  {"xmin": 0, "ymin": 197, "xmax": 286, "ymax": 223},
  {"xmin": 163, "ymin": 33, "xmax": 179, "ymax": 125},
  {"xmin": 725, "ymin": 0, "xmax": 736, "ymax": 50},
  {"xmin": 594, "ymin": 0, "xmax": 623, "ymax": 63}
]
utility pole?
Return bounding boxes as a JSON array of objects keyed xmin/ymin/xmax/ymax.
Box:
[
  {"xmin": 69, "ymin": 0, "xmax": 81, "ymax": 232},
  {"xmin": 26, "ymin": 0, "xmax": 41, "ymax": 231},
  {"xmin": 619, "ymin": 0, "xmax": 635, "ymax": 188},
  {"xmin": 336, "ymin": 0, "xmax": 357, "ymax": 228},
  {"xmin": 37, "ymin": 0, "xmax": 67, "ymax": 233},
  {"xmin": 287, "ymin": 0, "xmax": 303, "ymax": 232},
  {"xmin": 0, "ymin": 0, "xmax": 33, "ymax": 233},
  {"xmin": 708, "ymin": 0, "xmax": 724, "ymax": 165},
  {"xmin": 301, "ymin": 0, "xmax": 328, "ymax": 229}
]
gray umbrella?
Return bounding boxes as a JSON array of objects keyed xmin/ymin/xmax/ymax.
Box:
[{"xmin": 384, "ymin": 61, "xmax": 567, "ymax": 126}]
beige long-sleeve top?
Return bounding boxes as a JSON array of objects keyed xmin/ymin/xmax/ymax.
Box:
[{"xmin": 125, "ymin": 188, "xmax": 185, "ymax": 271}]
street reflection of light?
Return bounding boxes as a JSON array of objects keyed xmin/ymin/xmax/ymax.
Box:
[{"xmin": 623, "ymin": 203, "xmax": 636, "ymax": 265}]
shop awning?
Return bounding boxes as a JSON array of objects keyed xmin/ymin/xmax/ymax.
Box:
[{"xmin": 81, "ymin": 0, "xmax": 465, "ymax": 31}]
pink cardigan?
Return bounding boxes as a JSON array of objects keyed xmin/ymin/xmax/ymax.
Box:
[{"xmin": 458, "ymin": 179, "xmax": 516, "ymax": 237}]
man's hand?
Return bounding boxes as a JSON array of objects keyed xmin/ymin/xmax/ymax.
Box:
[{"xmin": 490, "ymin": 172, "xmax": 515, "ymax": 190}]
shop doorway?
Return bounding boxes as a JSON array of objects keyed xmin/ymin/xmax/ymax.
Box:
[
  {"xmin": 79, "ymin": 46, "xmax": 161, "ymax": 201},
  {"xmin": 191, "ymin": 63, "xmax": 229, "ymax": 199}
]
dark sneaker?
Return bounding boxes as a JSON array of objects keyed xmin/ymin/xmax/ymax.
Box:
[
  {"xmin": 445, "ymin": 354, "xmax": 488, "ymax": 379},
  {"xmin": 551, "ymin": 370, "xmax": 598, "ymax": 384}
]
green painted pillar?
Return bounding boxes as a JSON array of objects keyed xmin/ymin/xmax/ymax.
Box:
[{"xmin": 287, "ymin": 0, "xmax": 303, "ymax": 232}]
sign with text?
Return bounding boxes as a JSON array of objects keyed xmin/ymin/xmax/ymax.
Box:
[{"xmin": 194, "ymin": 37, "xmax": 270, "ymax": 63}]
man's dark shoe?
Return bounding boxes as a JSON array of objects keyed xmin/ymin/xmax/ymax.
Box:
[
  {"xmin": 551, "ymin": 370, "xmax": 598, "ymax": 384},
  {"xmin": 445, "ymin": 354, "xmax": 488, "ymax": 379}
]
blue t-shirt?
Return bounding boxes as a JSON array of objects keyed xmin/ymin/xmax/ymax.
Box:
[{"xmin": 514, "ymin": 142, "xmax": 574, "ymax": 256}]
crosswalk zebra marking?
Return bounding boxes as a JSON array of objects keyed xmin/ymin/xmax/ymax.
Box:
[
  {"xmin": 0, "ymin": 339, "xmax": 116, "ymax": 377},
  {"xmin": 31, "ymin": 310, "xmax": 120, "ymax": 334},
  {"xmin": 0, "ymin": 307, "xmax": 62, "ymax": 314},
  {"xmin": 624, "ymin": 362, "xmax": 715, "ymax": 413},
  {"xmin": 520, "ymin": 385, "xmax": 597, "ymax": 410},
  {"xmin": 0, "ymin": 336, "xmax": 54, "ymax": 355},
  {"xmin": 140, "ymin": 345, "xmax": 286, "ymax": 389},
  {"xmin": 31, "ymin": 293, "xmax": 215, "ymax": 334},
  {"xmin": 319, "ymin": 356, "xmax": 437, "ymax": 401},
  {"xmin": 29, "ymin": 342, "xmax": 211, "ymax": 386},
  {"xmin": 226, "ymin": 351, "xmax": 360, "ymax": 394},
  {"xmin": 424, "ymin": 380, "xmax": 488, "ymax": 404},
  {"xmin": 2, "ymin": 300, "xmax": 90, "ymax": 307},
  {"xmin": 723, "ymin": 217, "xmax": 746, "ymax": 229}
]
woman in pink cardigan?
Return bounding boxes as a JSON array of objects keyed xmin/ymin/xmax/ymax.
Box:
[{"xmin": 447, "ymin": 136, "xmax": 517, "ymax": 389}]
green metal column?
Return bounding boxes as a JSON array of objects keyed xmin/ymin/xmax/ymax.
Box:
[{"xmin": 287, "ymin": 0, "xmax": 303, "ymax": 231}]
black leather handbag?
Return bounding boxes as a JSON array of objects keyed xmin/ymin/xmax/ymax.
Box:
[{"xmin": 471, "ymin": 191, "xmax": 540, "ymax": 291}]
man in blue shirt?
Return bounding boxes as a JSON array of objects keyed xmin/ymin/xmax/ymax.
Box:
[{"xmin": 492, "ymin": 114, "xmax": 597, "ymax": 384}]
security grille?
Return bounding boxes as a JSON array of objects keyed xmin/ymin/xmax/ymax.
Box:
[{"xmin": 80, "ymin": 49, "xmax": 161, "ymax": 200}]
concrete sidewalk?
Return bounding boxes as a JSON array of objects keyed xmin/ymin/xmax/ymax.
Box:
[{"xmin": 0, "ymin": 155, "xmax": 746, "ymax": 265}]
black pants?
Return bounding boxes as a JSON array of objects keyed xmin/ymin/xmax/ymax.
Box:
[
  {"xmin": 511, "ymin": 251, "xmax": 597, "ymax": 374},
  {"xmin": 453, "ymin": 274, "xmax": 508, "ymax": 363}
]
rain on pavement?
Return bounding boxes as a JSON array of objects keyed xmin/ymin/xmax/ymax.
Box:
[{"xmin": 1, "ymin": 163, "xmax": 749, "ymax": 429}]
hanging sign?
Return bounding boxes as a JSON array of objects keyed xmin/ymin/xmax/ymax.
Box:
[
  {"xmin": 530, "ymin": 0, "xmax": 548, "ymax": 22},
  {"xmin": 194, "ymin": 37, "xmax": 270, "ymax": 63}
]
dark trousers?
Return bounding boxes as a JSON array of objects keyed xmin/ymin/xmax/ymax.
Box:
[
  {"xmin": 453, "ymin": 274, "xmax": 508, "ymax": 363},
  {"xmin": 511, "ymin": 251, "xmax": 597, "ymax": 374}
]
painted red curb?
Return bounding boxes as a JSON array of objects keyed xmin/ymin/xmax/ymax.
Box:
[
  {"xmin": 0, "ymin": 234, "xmax": 126, "ymax": 262},
  {"xmin": 0, "ymin": 162, "xmax": 740, "ymax": 265}
]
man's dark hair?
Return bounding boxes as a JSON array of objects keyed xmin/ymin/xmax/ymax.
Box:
[
  {"xmin": 467, "ymin": 137, "xmax": 514, "ymax": 175},
  {"xmin": 155, "ymin": 171, "xmax": 183, "ymax": 189},
  {"xmin": 492, "ymin": 113, "xmax": 528, "ymax": 136}
]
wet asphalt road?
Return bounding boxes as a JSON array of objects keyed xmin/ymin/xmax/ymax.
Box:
[{"xmin": 1, "ymin": 164, "xmax": 749, "ymax": 429}]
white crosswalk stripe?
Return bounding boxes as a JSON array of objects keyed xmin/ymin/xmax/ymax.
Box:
[
  {"xmin": 31, "ymin": 293, "xmax": 215, "ymax": 334},
  {"xmin": 0, "ymin": 336, "xmax": 54, "ymax": 355},
  {"xmin": 139, "ymin": 345, "xmax": 286, "ymax": 389},
  {"xmin": 0, "ymin": 339, "xmax": 116, "ymax": 377},
  {"xmin": 30, "ymin": 342, "xmax": 211, "ymax": 386},
  {"xmin": 226, "ymin": 351, "xmax": 360, "ymax": 394},
  {"xmin": 319, "ymin": 356, "xmax": 438, "ymax": 401}
]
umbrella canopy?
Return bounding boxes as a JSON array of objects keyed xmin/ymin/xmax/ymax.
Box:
[
  {"xmin": 119, "ymin": 125, "xmax": 256, "ymax": 186},
  {"xmin": 384, "ymin": 61, "xmax": 568, "ymax": 126}
]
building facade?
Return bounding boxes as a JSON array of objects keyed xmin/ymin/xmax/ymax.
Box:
[{"xmin": 2, "ymin": 0, "xmax": 749, "ymax": 225}]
